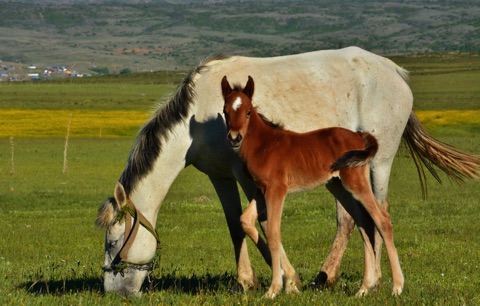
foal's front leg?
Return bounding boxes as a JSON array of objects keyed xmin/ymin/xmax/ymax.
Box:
[
  {"xmin": 264, "ymin": 187, "xmax": 288, "ymax": 298},
  {"xmin": 241, "ymin": 198, "xmax": 301, "ymax": 295}
]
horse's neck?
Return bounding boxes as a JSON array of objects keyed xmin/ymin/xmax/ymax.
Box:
[{"xmin": 127, "ymin": 121, "xmax": 192, "ymax": 223}]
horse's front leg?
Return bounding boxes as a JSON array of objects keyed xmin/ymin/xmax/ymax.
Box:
[{"xmin": 209, "ymin": 175, "xmax": 257, "ymax": 291}]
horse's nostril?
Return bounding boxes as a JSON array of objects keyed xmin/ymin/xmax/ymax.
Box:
[
  {"xmin": 227, "ymin": 132, "xmax": 233, "ymax": 141},
  {"xmin": 237, "ymin": 134, "xmax": 243, "ymax": 142}
]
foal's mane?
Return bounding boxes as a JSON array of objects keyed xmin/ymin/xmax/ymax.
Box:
[
  {"xmin": 258, "ymin": 112, "xmax": 284, "ymax": 130},
  {"xmin": 120, "ymin": 54, "xmax": 231, "ymax": 194}
]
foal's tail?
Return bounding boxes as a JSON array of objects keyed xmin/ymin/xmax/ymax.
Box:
[
  {"xmin": 331, "ymin": 132, "xmax": 378, "ymax": 171},
  {"xmin": 402, "ymin": 112, "xmax": 480, "ymax": 197}
]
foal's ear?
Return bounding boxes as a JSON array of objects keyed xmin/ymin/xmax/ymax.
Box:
[
  {"xmin": 114, "ymin": 181, "xmax": 128, "ymax": 208},
  {"xmin": 243, "ymin": 76, "xmax": 255, "ymax": 99},
  {"xmin": 221, "ymin": 76, "xmax": 232, "ymax": 98}
]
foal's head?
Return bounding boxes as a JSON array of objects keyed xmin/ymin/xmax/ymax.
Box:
[{"xmin": 221, "ymin": 75, "xmax": 255, "ymax": 150}]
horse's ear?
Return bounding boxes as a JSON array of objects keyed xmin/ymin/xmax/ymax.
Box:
[
  {"xmin": 243, "ymin": 76, "xmax": 255, "ymax": 99},
  {"xmin": 114, "ymin": 181, "xmax": 128, "ymax": 208},
  {"xmin": 221, "ymin": 76, "xmax": 232, "ymax": 98}
]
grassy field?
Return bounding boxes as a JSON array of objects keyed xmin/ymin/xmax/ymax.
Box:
[{"xmin": 1, "ymin": 54, "xmax": 479, "ymax": 305}]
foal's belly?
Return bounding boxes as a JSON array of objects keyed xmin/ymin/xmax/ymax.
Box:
[{"xmin": 287, "ymin": 171, "xmax": 334, "ymax": 193}]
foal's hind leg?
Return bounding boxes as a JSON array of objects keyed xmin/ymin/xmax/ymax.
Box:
[
  {"xmin": 340, "ymin": 168, "xmax": 404, "ymax": 295},
  {"xmin": 241, "ymin": 199, "xmax": 267, "ymax": 250},
  {"xmin": 370, "ymin": 162, "xmax": 395, "ymax": 287}
]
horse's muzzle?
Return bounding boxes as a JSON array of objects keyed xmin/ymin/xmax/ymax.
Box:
[{"xmin": 227, "ymin": 132, "xmax": 243, "ymax": 150}]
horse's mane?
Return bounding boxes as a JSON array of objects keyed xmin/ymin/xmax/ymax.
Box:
[{"xmin": 120, "ymin": 54, "xmax": 231, "ymax": 194}]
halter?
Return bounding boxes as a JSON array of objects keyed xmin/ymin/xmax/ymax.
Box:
[{"xmin": 103, "ymin": 199, "xmax": 161, "ymax": 276}]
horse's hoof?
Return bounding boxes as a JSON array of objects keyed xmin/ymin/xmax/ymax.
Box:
[
  {"xmin": 285, "ymin": 279, "xmax": 301, "ymax": 294},
  {"xmin": 285, "ymin": 284, "xmax": 300, "ymax": 294},
  {"xmin": 310, "ymin": 271, "xmax": 337, "ymax": 288}
]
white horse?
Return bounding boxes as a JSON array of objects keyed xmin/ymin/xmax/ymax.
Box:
[{"xmin": 96, "ymin": 47, "xmax": 479, "ymax": 296}]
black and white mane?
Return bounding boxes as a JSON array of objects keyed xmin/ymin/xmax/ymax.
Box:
[{"xmin": 120, "ymin": 54, "xmax": 231, "ymax": 194}]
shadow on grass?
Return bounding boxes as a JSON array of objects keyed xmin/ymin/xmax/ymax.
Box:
[
  {"xmin": 19, "ymin": 272, "xmax": 240, "ymax": 296},
  {"xmin": 20, "ymin": 272, "xmax": 359, "ymax": 296},
  {"xmin": 147, "ymin": 272, "xmax": 242, "ymax": 294},
  {"xmin": 21, "ymin": 277, "xmax": 103, "ymax": 295}
]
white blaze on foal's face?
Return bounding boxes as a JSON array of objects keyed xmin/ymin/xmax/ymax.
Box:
[{"xmin": 232, "ymin": 97, "xmax": 242, "ymax": 111}]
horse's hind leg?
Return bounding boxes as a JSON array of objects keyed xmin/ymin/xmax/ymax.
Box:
[
  {"xmin": 323, "ymin": 178, "xmax": 376, "ymax": 294},
  {"xmin": 315, "ymin": 181, "xmax": 355, "ymax": 287},
  {"xmin": 209, "ymin": 175, "xmax": 258, "ymax": 291}
]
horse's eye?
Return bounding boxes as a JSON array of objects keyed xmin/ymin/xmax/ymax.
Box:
[{"xmin": 246, "ymin": 111, "xmax": 251, "ymax": 117}]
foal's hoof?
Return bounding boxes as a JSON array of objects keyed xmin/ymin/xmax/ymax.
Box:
[
  {"xmin": 391, "ymin": 286, "xmax": 403, "ymax": 296},
  {"xmin": 355, "ymin": 285, "xmax": 374, "ymax": 297},
  {"xmin": 263, "ymin": 290, "xmax": 278, "ymax": 299},
  {"xmin": 264, "ymin": 285, "xmax": 281, "ymax": 299}
]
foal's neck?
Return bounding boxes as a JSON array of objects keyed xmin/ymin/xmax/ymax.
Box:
[{"xmin": 242, "ymin": 108, "xmax": 283, "ymax": 152}]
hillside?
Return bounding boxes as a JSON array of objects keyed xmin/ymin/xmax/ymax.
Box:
[{"xmin": 0, "ymin": 0, "xmax": 479, "ymax": 74}]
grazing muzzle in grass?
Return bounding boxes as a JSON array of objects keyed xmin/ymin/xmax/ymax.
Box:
[{"xmin": 97, "ymin": 182, "xmax": 161, "ymax": 296}]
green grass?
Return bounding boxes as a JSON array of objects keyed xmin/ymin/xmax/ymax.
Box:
[
  {"xmin": 1, "ymin": 137, "xmax": 479, "ymax": 305},
  {"xmin": 393, "ymin": 53, "xmax": 480, "ymax": 110},
  {"xmin": 1, "ymin": 54, "xmax": 479, "ymax": 305}
]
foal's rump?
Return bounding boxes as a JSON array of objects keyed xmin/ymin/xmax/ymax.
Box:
[{"xmin": 330, "ymin": 132, "xmax": 378, "ymax": 171}]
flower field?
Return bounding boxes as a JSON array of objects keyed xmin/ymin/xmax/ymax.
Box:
[
  {"xmin": 0, "ymin": 109, "xmax": 150, "ymax": 138},
  {"xmin": 415, "ymin": 109, "xmax": 480, "ymax": 127}
]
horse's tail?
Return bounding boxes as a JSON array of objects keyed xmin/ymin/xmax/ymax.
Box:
[
  {"xmin": 402, "ymin": 112, "xmax": 480, "ymax": 197},
  {"xmin": 331, "ymin": 132, "xmax": 378, "ymax": 171}
]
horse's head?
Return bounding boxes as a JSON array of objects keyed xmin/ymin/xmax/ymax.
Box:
[
  {"xmin": 96, "ymin": 182, "xmax": 159, "ymax": 296},
  {"xmin": 221, "ymin": 75, "xmax": 255, "ymax": 151}
]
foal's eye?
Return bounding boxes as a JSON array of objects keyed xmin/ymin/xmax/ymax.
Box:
[{"xmin": 246, "ymin": 111, "xmax": 251, "ymax": 117}]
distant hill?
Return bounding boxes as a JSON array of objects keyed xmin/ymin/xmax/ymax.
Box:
[{"xmin": 0, "ymin": 0, "xmax": 478, "ymax": 74}]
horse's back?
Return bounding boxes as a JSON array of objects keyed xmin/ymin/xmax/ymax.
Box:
[{"xmin": 195, "ymin": 47, "xmax": 411, "ymax": 133}]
